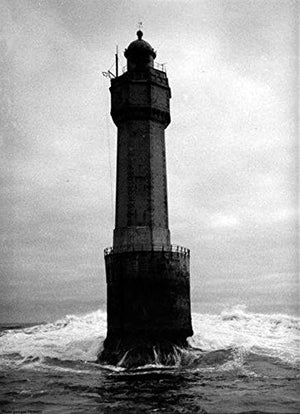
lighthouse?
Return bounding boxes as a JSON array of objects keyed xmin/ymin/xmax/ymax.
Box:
[{"xmin": 99, "ymin": 31, "xmax": 193, "ymax": 367}]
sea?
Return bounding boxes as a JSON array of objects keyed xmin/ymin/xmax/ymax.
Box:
[{"xmin": 0, "ymin": 305, "xmax": 299, "ymax": 414}]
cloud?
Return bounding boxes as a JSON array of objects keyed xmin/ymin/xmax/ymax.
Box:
[{"xmin": 0, "ymin": 0, "xmax": 297, "ymax": 322}]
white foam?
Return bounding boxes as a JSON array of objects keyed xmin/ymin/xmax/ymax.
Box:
[
  {"xmin": 0, "ymin": 309, "xmax": 107, "ymax": 365},
  {"xmin": 191, "ymin": 304, "xmax": 300, "ymax": 364},
  {"xmin": 0, "ymin": 305, "xmax": 299, "ymax": 368}
]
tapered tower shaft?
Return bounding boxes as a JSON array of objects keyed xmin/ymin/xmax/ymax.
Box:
[{"xmin": 112, "ymin": 67, "xmax": 171, "ymax": 249}]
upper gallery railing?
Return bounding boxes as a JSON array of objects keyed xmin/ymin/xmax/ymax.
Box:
[
  {"xmin": 104, "ymin": 244, "xmax": 190, "ymax": 257},
  {"xmin": 122, "ymin": 61, "xmax": 167, "ymax": 74}
]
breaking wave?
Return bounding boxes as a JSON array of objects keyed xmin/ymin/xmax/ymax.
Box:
[{"xmin": 0, "ymin": 305, "xmax": 299, "ymax": 371}]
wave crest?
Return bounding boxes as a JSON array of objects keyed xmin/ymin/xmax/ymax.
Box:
[{"xmin": 0, "ymin": 306, "xmax": 299, "ymax": 369}]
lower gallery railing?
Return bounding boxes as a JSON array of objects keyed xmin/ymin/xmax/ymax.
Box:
[{"xmin": 104, "ymin": 244, "xmax": 190, "ymax": 257}]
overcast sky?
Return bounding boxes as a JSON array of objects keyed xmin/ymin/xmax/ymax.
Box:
[{"xmin": 0, "ymin": 0, "xmax": 298, "ymax": 323}]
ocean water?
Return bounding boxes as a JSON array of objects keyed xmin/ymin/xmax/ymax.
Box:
[{"xmin": 0, "ymin": 306, "xmax": 299, "ymax": 414}]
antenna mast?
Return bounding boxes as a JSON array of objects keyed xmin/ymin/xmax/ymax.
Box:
[{"xmin": 115, "ymin": 45, "xmax": 119, "ymax": 77}]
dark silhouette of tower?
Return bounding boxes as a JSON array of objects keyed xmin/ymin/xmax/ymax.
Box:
[{"xmin": 99, "ymin": 31, "xmax": 193, "ymax": 367}]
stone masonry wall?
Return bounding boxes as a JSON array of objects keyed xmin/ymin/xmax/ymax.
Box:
[{"xmin": 105, "ymin": 250, "xmax": 193, "ymax": 340}]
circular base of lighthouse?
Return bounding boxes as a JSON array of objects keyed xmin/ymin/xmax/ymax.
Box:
[{"xmin": 98, "ymin": 249, "xmax": 193, "ymax": 368}]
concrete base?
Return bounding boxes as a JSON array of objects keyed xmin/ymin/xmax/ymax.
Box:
[{"xmin": 98, "ymin": 250, "xmax": 193, "ymax": 368}]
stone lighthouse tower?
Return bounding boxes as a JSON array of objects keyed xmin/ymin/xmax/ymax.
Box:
[{"xmin": 99, "ymin": 31, "xmax": 193, "ymax": 367}]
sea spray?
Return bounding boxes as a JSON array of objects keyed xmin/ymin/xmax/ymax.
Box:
[{"xmin": 0, "ymin": 306, "xmax": 299, "ymax": 370}]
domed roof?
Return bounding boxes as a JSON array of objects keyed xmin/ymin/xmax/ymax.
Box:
[{"xmin": 124, "ymin": 31, "xmax": 156, "ymax": 60}]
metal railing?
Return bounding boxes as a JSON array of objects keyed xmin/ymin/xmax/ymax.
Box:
[
  {"xmin": 104, "ymin": 244, "xmax": 190, "ymax": 257},
  {"xmin": 122, "ymin": 62, "xmax": 166, "ymax": 74},
  {"xmin": 155, "ymin": 62, "xmax": 166, "ymax": 72}
]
